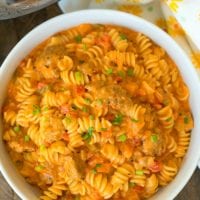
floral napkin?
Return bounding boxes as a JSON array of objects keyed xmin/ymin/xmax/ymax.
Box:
[{"xmin": 58, "ymin": 0, "xmax": 200, "ymax": 76}]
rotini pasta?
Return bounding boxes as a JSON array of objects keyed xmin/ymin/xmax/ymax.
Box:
[{"xmin": 2, "ymin": 23, "xmax": 193, "ymax": 200}]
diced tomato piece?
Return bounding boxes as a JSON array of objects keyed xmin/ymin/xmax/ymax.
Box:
[
  {"xmin": 114, "ymin": 76, "xmax": 123, "ymax": 83},
  {"xmin": 62, "ymin": 132, "xmax": 70, "ymax": 142},
  {"xmin": 132, "ymin": 186, "xmax": 144, "ymax": 193},
  {"xmin": 105, "ymin": 114, "xmax": 115, "ymax": 121},
  {"xmin": 101, "ymin": 129, "xmax": 112, "ymax": 139},
  {"xmin": 88, "ymin": 155, "xmax": 105, "ymax": 168},
  {"xmin": 97, "ymin": 163, "xmax": 112, "ymax": 173},
  {"xmin": 37, "ymin": 82, "xmax": 47, "ymax": 90},
  {"xmin": 60, "ymin": 104, "xmax": 69, "ymax": 114},
  {"xmin": 75, "ymin": 85, "xmax": 85, "ymax": 95},
  {"xmin": 149, "ymin": 161, "xmax": 162, "ymax": 173}
]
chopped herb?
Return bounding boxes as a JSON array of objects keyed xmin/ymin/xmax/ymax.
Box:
[
  {"xmin": 105, "ymin": 68, "xmax": 113, "ymax": 75},
  {"xmin": 89, "ymin": 115, "xmax": 94, "ymax": 120},
  {"xmin": 184, "ymin": 116, "xmax": 189, "ymax": 124},
  {"xmin": 118, "ymin": 71, "xmax": 126, "ymax": 78},
  {"xmin": 82, "ymin": 127, "xmax": 94, "ymax": 141},
  {"xmin": 112, "ymin": 114, "xmax": 123, "ymax": 125},
  {"xmin": 84, "ymin": 98, "xmax": 91, "ymax": 104},
  {"xmin": 83, "ymin": 43, "xmax": 88, "ymax": 51},
  {"xmin": 40, "ymin": 145, "xmax": 46, "ymax": 151},
  {"xmin": 119, "ymin": 33, "xmax": 127, "ymax": 40},
  {"xmin": 24, "ymin": 135, "xmax": 30, "ymax": 142},
  {"xmin": 127, "ymin": 68, "xmax": 134, "ymax": 76},
  {"xmin": 129, "ymin": 182, "xmax": 135, "ymax": 187},
  {"xmin": 101, "ymin": 127, "xmax": 107, "ymax": 131},
  {"xmin": 71, "ymin": 104, "xmax": 78, "ymax": 110},
  {"xmin": 13, "ymin": 126, "xmax": 20, "ymax": 133},
  {"xmin": 135, "ymin": 170, "xmax": 144, "ymax": 176},
  {"xmin": 33, "ymin": 105, "xmax": 41, "ymax": 115},
  {"xmin": 91, "ymin": 168, "xmax": 97, "ymax": 174},
  {"xmin": 74, "ymin": 35, "xmax": 82, "ymax": 43},
  {"xmin": 95, "ymin": 163, "xmax": 102, "ymax": 168},
  {"xmin": 88, "ymin": 126, "xmax": 94, "ymax": 136},
  {"xmin": 82, "ymin": 107, "xmax": 89, "ymax": 113},
  {"xmin": 43, "ymin": 107, "xmax": 49, "ymax": 111},
  {"xmin": 131, "ymin": 118, "xmax": 139, "ymax": 123},
  {"xmin": 118, "ymin": 134, "xmax": 127, "ymax": 142},
  {"xmin": 35, "ymin": 165, "xmax": 44, "ymax": 172},
  {"xmin": 151, "ymin": 134, "xmax": 158, "ymax": 143},
  {"xmin": 75, "ymin": 71, "xmax": 83, "ymax": 82},
  {"xmin": 163, "ymin": 99, "xmax": 169, "ymax": 106},
  {"xmin": 96, "ymin": 99, "xmax": 103, "ymax": 106},
  {"xmin": 166, "ymin": 117, "xmax": 172, "ymax": 122},
  {"xmin": 64, "ymin": 116, "xmax": 72, "ymax": 124}
]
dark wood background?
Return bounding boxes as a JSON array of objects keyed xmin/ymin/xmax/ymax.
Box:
[{"xmin": 0, "ymin": 3, "xmax": 200, "ymax": 200}]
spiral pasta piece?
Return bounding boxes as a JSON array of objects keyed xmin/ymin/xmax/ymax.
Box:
[
  {"xmin": 57, "ymin": 56, "xmax": 73, "ymax": 71},
  {"xmin": 111, "ymin": 163, "xmax": 134, "ymax": 188},
  {"xmin": 86, "ymin": 171, "xmax": 113, "ymax": 199},
  {"xmin": 108, "ymin": 29, "xmax": 128, "ymax": 52},
  {"xmin": 175, "ymin": 131, "xmax": 190, "ymax": 158},
  {"xmin": 77, "ymin": 117, "xmax": 112, "ymax": 133},
  {"xmin": 143, "ymin": 174, "xmax": 159, "ymax": 198},
  {"xmin": 158, "ymin": 160, "xmax": 178, "ymax": 186},
  {"xmin": 15, "ymin": 77, "xmax": 36, "ymax": 102},
  {"xmin": 68, "ymin": 132, "xmax": 84, "ymax": 150},
  {"xmin": 136, "ymin": 33, "xmax": 152, "ymax": 57},
  {"xmin": 3, "ymin": 110, "xmax": 17, "ymax": 126},
  {"xmin": 60, "ymin": 70, "xmax": 89, "ymax": 85},
  {"xmin": 106, "ymin": 51, "xmax": 135, "ymax": 68},
  {"xmin": 39, "ymin": 141, "xmax": 70, "ymax": 164},
  {"xmin": 157, "ymin": 106, "xmax": 174, "ymax": 129},
  {"xmin": 42, "ymin": 91, "xmax": 70, "ymax": 107},
  {"xmin": 40, "ymin": 181, "xmax": 68, "ymax": 200},
  {"xmin": 101, "ymin": 143, "xmax": 125, "ymax": 165}
]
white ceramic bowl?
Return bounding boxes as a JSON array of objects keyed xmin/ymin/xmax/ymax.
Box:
[{"xmin": 1, "ymin": 10, "xmax": 200, "ymax": 200}]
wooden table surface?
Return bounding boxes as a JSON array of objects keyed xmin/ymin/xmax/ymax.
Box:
[{"xmin": 0, "ymin": 3, "xmax": 200, "ymax": 200}]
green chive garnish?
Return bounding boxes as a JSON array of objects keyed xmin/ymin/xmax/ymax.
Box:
[
  {"xmin": 101, "ymin": 127, "xmax": 107, "ymax": 131},
  {"xmin": 131, "ymin": 118, "xmax": 139, "ymax": 123},
  {"xmin": 84, "ymin": 98, "xmax": 91, "ymax": 104},
  {"xmin": 24, "ymin": 135, "xmax": 30, "ymax": 142},
  {"xmin": 82, "ymin": 127, "xmax": 94, "ymax": 141},
  {"xmin": 127, "ymin": 68, "xmax": 134, "ymax": 76},
  {"xmin": 184, "ymin": 116, "xmax": 189, "ymax": 124},
  {"xmin": 112, "ymin": 114, "xmax": 123, "ymax": 125},
  {"xmin": 82, "ymin": 107, "xmax": 89, "ymax": 112},
  {"xmin": 95, "ymin": 163, "xmax": 102, "ymax": 168},
  {"xmin": 35, "ymin": 165, "xmax": 44, "ymax": 172},
  {"xmin": 135, "ymin": 170, "xmax": 144, "ymax": 176},
  {"xmin": 75, "ymin": 71, "xmax": 83, "ymax": 82},
  {"xmin": 151, "ymin": 134, "xmax": 158, "ymax": 143},
  {"xmin": 83, "ymin": 43, "xmax": 88, "ymax": 51},
  {"xmin": 166, "ymin": 117, "xmax": 172, "ymax": 122},
  {"xmin": 64, "ymin": 116, "xmax": 72, "ymax": 124},
  {"xmin": 118, "ymin": 134, "xmax": 127, "ymax": 142},
  {"xmin": 119, "ymin": 33, "xmax": 127, "ymax": 40},
  {"xmin": 105, "ymin": 68, "xmax": 113, "ymax": 75},
  {"xmin": 118, "ymin": 71, "xmax": 126, "ymax": 78},
  {"xmin": 33, "ymin": 105, "xmax": 41, "ymax": 115},
  {"xmin": 74, "ymin": 35, "xmax": 82, "ymax": 43},
  {"xmin": 13, "ymin": 126, "xmax": 20, "ymax": 133},
  {"xmin": 40, "ymin": 145, "xmax": 46, "ymax": 151}
]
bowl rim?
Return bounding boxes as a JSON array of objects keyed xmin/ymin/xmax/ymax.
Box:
[{"xmin": 1, "ymin": 9, "xmax": 200, "ymax": 200}]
